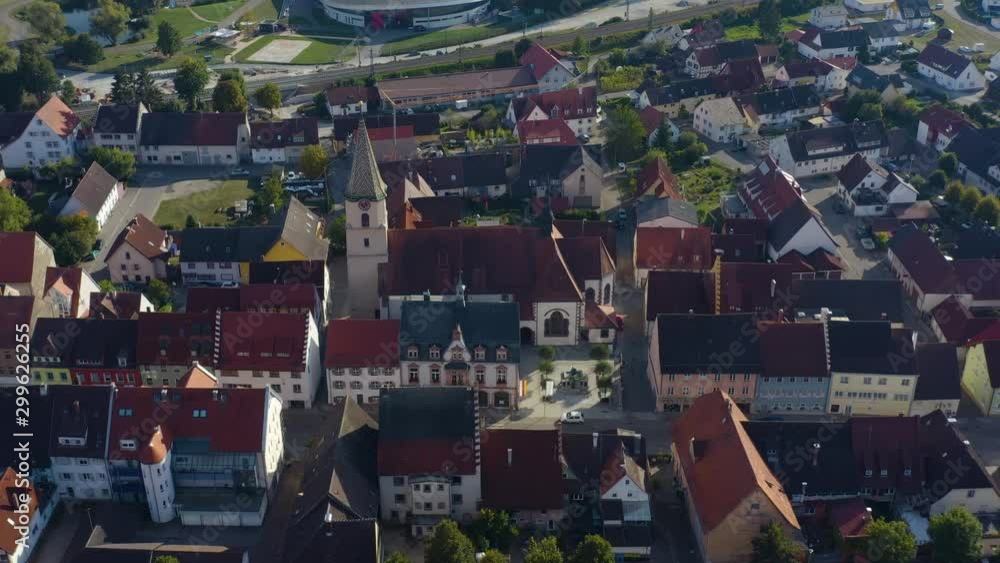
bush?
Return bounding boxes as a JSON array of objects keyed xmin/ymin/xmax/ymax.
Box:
[
  {"xmin": 590, "ymin": 344, "xmax": 610, "ymax": 360},
  {"xmin": 538, "ymin": 345, "xmax": 555, "ymax": 361}
]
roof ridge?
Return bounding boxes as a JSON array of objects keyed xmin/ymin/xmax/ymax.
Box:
[{"xmin": 345, "ymin": 120, "xmax": 388, "ymax": 202}]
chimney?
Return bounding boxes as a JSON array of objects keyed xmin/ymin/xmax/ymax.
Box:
[
  {"xmin": 911, "ymin": 330, "xmax": 918, "ymax": 354},
  {"xmin": 811, "ymin": 442, "xmax": 821, "ymax": 467},
  {"xmin": 212, "ymin": 389, "xmax": 219, "ymax": 401},
  {"xmin": 324, "ymin": 512, "xmax": 334, "ymax": 536},
  {"xmin": 681, "ymin": 229, "xmax": 686, "ymax": 241},
  {"xmin": 881, "ymin": 312, "xmax": 887, "ymax": 320},
  {"xmin": 507, "ymin": 448, "xmax": 513, "ymax": 467},
  {"xmin": 592, "ymin": 432, "xmax": 599, "ymax": 450},
  {"xmin": 770, "ymin": 278, "xmax": 776, "ymax": 298},
  {"xmin": 160, "ymin": 388, "xmax": 168, "ymax": 401},
  {"xmin": 423, "ymin": 289, "xmax": 431, "ymax": 302}
]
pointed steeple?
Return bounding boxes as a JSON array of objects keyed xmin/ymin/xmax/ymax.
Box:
[{"xmin": 345, "ymin": 119, "xmax": 388, "ymax": 202}]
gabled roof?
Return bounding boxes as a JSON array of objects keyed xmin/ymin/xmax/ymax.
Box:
[
  {"xmin": 672, "ymin": 391, "xmax": 799, "ymax": 533},
  {"xmin": 930, "ymin": 295, "xmax": 998, "ymax": 344},
  {"xmin": 895, "ymin": 0, "xmax": 932, "ymax": 19},
  {"xmin": 718, "ymin": 262, "xmax": 796, "ymax": 313},
  {"xmin": 888, "ymin": 224, "xmax": 958, "ymax": 294},
  {"xmin": 918, "ymin": 104, "xmax": 972, "ymax": 136},
  {"xmin": 217, "ymin": 312, "xmax": 308, "ymax": 371},
  {"xmin": 636, "ymin": 197, "xmax": 697, "ymax": 226},
  {"xmin": 176, "ymin": 362, "xmax": 219, "ymax": 388},
  {"xmin": 556, "ymin": 236, "xmax": 614, "ymax": 286},
  {"xmin": 510, "ymin": 86, "xmax": 598, "ymax": 121},
  {"xmin": 67, "ymin": 162, "xmax": 120, "ymax": 215},
  {"xmin": 850, "ymin": 415, "xmax": 924, "ymax": 494},
  {"xmin": 0, "ymin": 231, "xmax": 45, "ymax": 285},
  {"xmin": 325, "ymin": 319, "xmax": 401, "ymax": 367},
  {"xmin": 563, "ymin": 429, "xmax": 647, "ymax": 489},
  {"xmin": 635, "ymin": 227, "xmax": 712, "ymax": 270},
  {"xmin": 380, "ymin": 153, "xmax": 508, "ymax": 193},
  {"xmin": 345, "ymin": 120, "xmax": 387, "ymax": 201},
  {"xmin": 250, "ymin": 117, "xmax": 320, "ymax": 149},
  {"xmin": 917, "ymin": 44, "xmax": 974, "ymax": 79},
  {"xmin": 516, "ymin": 118, "xmax": 578, "ymax": 145},
  {"xmin": 791, "ymin": 279, "xmax": 904, "ymax": 321},
  {"xmin": 377, "ymin": 387, "xmax": 478, "ymax": 476},
  {"xmin": 520, "ymin": 43, "xmax": 568, "ymax": 80},
  {"xmin": 0, "ymin": 112, "xmax": 33, "ymax": 145},
  {"xmin": 782, "ymin": 120, "xmax": 889, "ymax": 163},
  {"xmin": 645, "ymin": 270, "xmax": 715, "ymax": 320},
  {"xmin": 248, "ymin": 260, "xmax": 326, "ymax": 294},
  {"xmin": 140, "ymin": 112, "xmax": 246, "ymax": 146},
  {"xmin": 332, "ymin": 113, "xmax": 440, "ymax": 141},
  {"xmin": 740, "ymin": 157, "xmax": 803, "ymax": 221},
  {"xmin": 36, "ymin": 95, "xmax": 81, "ymax": 139},
  {"xmin": 399, "ymin": 300, "xmax": 520, "ymax": 362},
  {"xmin": 847, "ymin": 64, "xmax": 905, "ymax": 92},
  {"xmin": 0, "ymin": 468, "xmax": 39, "ymax": 555},
  {"xmin": 136, "ymin": 312, "xmax": 215, "ymax": 365},
  {"xmin": 0, "ymin": 386, "xmax": 52, "ymax": 469},
  {"xmin": 552, "ymin": 219, "xmax": 617, "ymax": 261},
  {"xmin": 277, "ymin": 197, "xmax": 329, "ymax": 260},
  {"xmin": 642, "ymin": 78, "xmax": 719, "ymax": 106},
  {"xmin": 656, "ymin": 314, "xmax": 760, "ymax": 372},
  {"xmin": 105, "ymin": 214, "xmax": 169, "ymax": 262},
  {"xmin": 94, "ymin": 104, "xmax": 143, "ymax": 134},
  {"xmin": 736, "ymin": 85, "xmax": 821, "ymax": 117},
  {"xmin": 861, "ymin": 20, "xmax": 900, "ymax": 39},
  {"xmin": 836, "ymin": 153, "xmax": 882, "ymax": 192},
  {"xmin": 48, "ymin": 385, "xmax": 113, "ymax": 459},
  {"xmin": 828, "ymin": 320, "xmax": 916, "ymax": 374},
  {"xmin": 636, "ymin": 157, "xmax": 682, "ymax": 201},
  {"xmin": 743, "ymin": 420, "xmax": 857, "ymax": 497},
  {"xmin": 638, "ymin": 105, "xmax": 668, "ymax": 137},
  {"xmin": 481, "ymin": 429, "xmax": 563, "ymax": 511},
  {"xmin": 947, "ymin": 126, "xmax": 1000, "ymax": 181},
  {"xmin": 88, "ymin": 291, "xmax": 150, "ymax": 320},
  {"xmin": 758, "ymin": 321, "xmax": 829, "ymax": 378},
  {"xmin": 913, "ymin": 342, "xmax": 961, "ymax": 401},
  {"xmin": 324, "ymin": 85, "xmax": 379, "ymax": 107}
]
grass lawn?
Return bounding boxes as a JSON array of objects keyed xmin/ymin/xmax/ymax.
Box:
[
  {"xmin": 600, "ymin": 66, "xmax": 647, "ymax": 92},
  {"xmin": 677, "ymin": 162, "xmax": 739, "ymax": 224},
  {"xmin": 86, "ymin": 41, "xmax": 234, "ymax": 72},
  {"xmin": 724, "ymin": 13, "xmax": 810, "ymax": 41},
  {"xmin": 153, "ymin": 179, "xmax": 254, "ymax": 228},
  {"xmin": 380, "ymin": 22, "xmax": 514, "ymax": 56},
  {"xmin": 250, "ymin": 0, "xmax": 280, "ymax": 21},
  {"xmin": 910, "ymin": 11, "xmax": 1000, "ymax": 53},
  {"xmin": 144, "ymin": 0, "xmax": 243, "ymax": 45},
  {"xmin": 234, "ymin": 34, "xmax": 355, "ymax": 64}
]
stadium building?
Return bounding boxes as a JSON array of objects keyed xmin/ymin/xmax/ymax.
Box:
[{"xmin": 320, "ymin": 0, "xmax": 492, "ymax": 29}]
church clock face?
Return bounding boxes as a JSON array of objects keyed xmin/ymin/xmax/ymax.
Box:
[{"xmin": 358, "ymin": 199, "xmax": 371, "ymax": 211}]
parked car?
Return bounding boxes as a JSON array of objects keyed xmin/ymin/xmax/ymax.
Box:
[
  {"xmin": 561, "ymin": 411, "xmax": 585, "ymax": 424},
  {"xmin": 84, "ymin": 249, "xmax": 99, "ymax": 262},
  {"xmin": 93, "ymin": 239, "xmax": 104, "ymax": 251},
  {"xmin": 934, "ymin": 2, "xmax": 943, "ymax": 8},
  {"xmin": 412, "ymin": 25, "xmax": 427, "ymax": 32},
  {"xmin": 959, "ymin": 46, "xmax": 972, "ymax": 54},
  {"xmin": 938, "ymin": 28, "xmax": 953, "ymax": 40},
  {"xmin": 229, "ymin": 168, "xmax": 250, "ymax": 177}
]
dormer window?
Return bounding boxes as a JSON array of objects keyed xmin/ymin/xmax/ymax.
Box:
[
  {"xmin": 120, "ymin": 439, "xmax": 136, "ymax": 451},
  {"xmin": 903, "ymin": 469, "xmax": 912, "ymax": 477},
  {"xmin": 496, "ymin": 347, "xmax": 508, "ymax": 362},
  {"xmin": 407, "ymin": 346, "xmax": 418, "ymax": 360},
  {"xmin": 118, "ymin": 408, "xmax": 133, "ymax": 417},
  {"xmin": 193, "ymin": 409, "xmax": 208, "ymax": 418},
  {"xmin": 865, "ymin": 469, "xmax": 873, "ymax": 477},
  {"xmin": 451, "ymin": 347, "xmax": 464, "ymax": 361},
  {"xmin": 474, "ymin": 347, "xmax": 486, "ymax": 361},
  {"xmin": 880, "ymin": 469, "xmax": 888, "ymax": 478},
  {"xmin": 429, "ymin": 346, "xmax": 441, "ymax": 360}
]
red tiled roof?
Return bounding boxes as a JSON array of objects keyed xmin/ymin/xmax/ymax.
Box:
[
  {"xmin": 740, "ymin": 157, "xmax": 803, "ymax": 221},
  {"xmin": 88, "ymin": 291, "xmax": 150, "ymax": 320},
  {"xmin": 672, "ymin": 391, "xmax": 799, "ymax": 533},
  {"xmin": 510, "ymin": 86, "xmax": 598, "ymax": 122},
  {"xmin": 325, "ymin": 319, "xmax": 401, "ymax": 367},
  {"xmin": 378, "ymin": 439, "xmax": 476, "ymax": 476},
  {"xmin": 826, "ymin": 56, "xmax": 857, "ymax": 70},
  {"xmin": 368, "ymin": 125, "xmax": 415, "ymax": 141},
  {"xmin": 711, "ymin": 233, "xmax": 758, "ymax": 262},
  {"xmin": 218, "ymin": 312, "xmax": 308, "ymax": 371},
  {"xmin": 0, "ymin": 232, "xmax": 41, "ymax": 284},
  {"xmin": 187, "ymin": 284, "xmax": 318, "ymax": 314},
  {"xmin": 584, "ymin": 301, "xmax": 618, "ymax": 330},
  {"xmin": 639, "ymin": 105, "xmax": 666, "ymax": 136},
  {"xmin": 759, "ymin": 321, "xmax": 829, "ymax": 378},
  {"xmin": 36, "ymin": 95, "xmax": 81, "ymax": 139},
  {"xmin": 830, "ymin": 498, "xmax": 870, "ymax": 538},
  {"xmin": 138, "ymin": 424, "xmax": 172, "ymax": 464},
  {"xmin": 887, "ymin": 225, "xmax": 958, "ymax": 295},
  {"xmin": 108, "ymin": 387, "xmax": 267, "ymax": 461},
  {"xmin": 136, "ymin": 312, "xmax": 215, "ymax": 365},
  {"xmin": 481, "ymin": 429, "xmax": 563, "ymax": 511},
  {"xmin": 43, "ymin": 267, "xmax": 85, "ymax": 316},
  {"xmin": 0, "ymin": 296, "xmax": 35, "ymax": 348},
  {"xmin": 645, "ymin": 270, "xmax": 715, "ymax": 320},
  {"xmin": 552, "ymin": 219, "xmax": 617, "ymax": 262},
  {"xmin": 517, "ymin": 118, "xmax": 578, "ymax": 146},
  {"xmin": 105, "ymin": 214, "xmax": 169, "ymax": 262},
  {"xmin": 520, "ymin": 43, "xmax": 563, "ymax": 80},
  {"xmin": 932, "ymin": 296, "xmax": 999, "ymax": 345},
  {"xmin": 635, "ymin": 227, "xmax": 712, "ymax": 270},
  {"xmin": 850, "ymin": 416, "xmax": 924, "ymax": 494},
  {"xmin": 0, "ymin": 467, "xmax": 38, "ymax": 554},
  {"xmin": 721, "ymin": 218, "xmax": 769, "ymax": 244},
  {"xmin": 556, "ymin": 236, "xmax": 614, "ymax": 288},
  {"xmin": 325, "ymin": 85, "xmax": 379, "ymax": 107},
  {"xmin": 954, "ymin": 260, "xmax": 1000, "ymax": 300},
  {"xmin": 719, "ymin": 262, "xmax": 796, "ymax": 314},
  {"xmin": 636, "ymin": 157, "xmax": 682, "ymax": 200},
  {"xmin": 186, "ymin": 287, "xmax": 240, "ymax": 313},
  {"xmin": 177, "ymin": 362, "xmax": 219, "ymax": 388}
]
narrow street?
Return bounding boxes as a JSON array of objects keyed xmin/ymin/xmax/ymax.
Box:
[{"xmin": 614, "ymin": 206, "xmax": 658, "ymax": 413}]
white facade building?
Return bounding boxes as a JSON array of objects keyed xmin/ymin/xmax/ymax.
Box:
[{"xmin": 0, "ymin": 96, "xmax": 81, "ymax": 170}]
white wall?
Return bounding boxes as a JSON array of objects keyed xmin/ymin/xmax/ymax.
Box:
[
  {"xmin": 535, "ymin": 301, "xmax": 582, "ymax": 346},
  {"xmin": 917, "ymin": 62, "xmax": 986, "ymax": 91},
  {"xmin": 181, "ymin": 261, "xmax": 241, "ymax": 285},
  {"xmin": 328, "ymin": 366, "xmax": 400, "ymax": 405},
  {"xmin": 142, "ymin": 452, "xmax": 175, "ymax": 523},
  {"xmin": 769, "ymin": 218, "xmax": 837, "ymax": 260},
  {"xmin": 1, "ymin": 116, "xmax": 78, "ymax": 170},
  {"xmin": 261, "ymin": 389, "xmax": 284, "ymax": 489},
  {"xmin": 51, "ymin": 456, "xmax": 112, "ymax": 500}
]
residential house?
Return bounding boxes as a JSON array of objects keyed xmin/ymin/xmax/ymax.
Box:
[
  {"xmin": 861, "ymin": 20, "xmax": 903, "ymax": 54},
  {"xmin": 30, "ymin": 318, "xmax": 139, "ymax": 387},
  {"xmin": 332, "ymin": 114, "xmax": 440, "ymax": 151},
  {"xmin": 736, "ymin": 85, "xmax": 824, "ymax": 130},
  {"xmin": 638, "ymin": 106, "xmax": 680, "ymax": 148},
  {"xmin": 377, "ymin": 67, "xmax": 539, "ymax": 109},
  {"xmin": 947, "ymin": 126, "xmax": 1000, "ymax": 194},
  {"xmin": 775, "ymin": 59, "xmax": 855, "ymax": 92},
  {"xmin": 563, "ymin": 431, "xmax": 652, "ymax": 559},
  {"xmin": 282, "ymin": 399, "xmax": 380, "ymax": 563},
  {"xmin": 104, "ymin": 214, "xmax": 172, "ymax": 285},
  {"xmin": 377, "ymin": 387, "xmax": 481, "ymax": 535},
  {"xmin": 87, "ymin": 291, "xmax": 153, "ymax": 320},
  {"xmin": 324, "ymin": 85, "xmax": 379, "ymax": 116},
  {"xmin": 693, "ymin": 97, "xmax": 748, "ymax": 143},
  {"xmin": 960, "ymin": 341, "xmax": 1000, "ymax": 416},
  {"xmin": 93, "ymin": 103, "xmax": 146, "ymax": 155},
  {"xmin": 59, "ymin": 162, "xmax": 124, "ymax": 229},
  {"xmin": 399, "ymin": 300, "xmax": 520, "ymax": 408},
  {"xmin": 929, "ymin": 295, "xmax": 999, "ymax": 344},
  {"xmin": 836, "ymin": 154, "xmax": 918, "ymax": 216},
  {"xmin": 520, "ymin": 43, "xmax": 575, "ymax": 92},
  {"xmin": 380, "ymin": 153, "xmax": 509, "ymax": 199},
  {"xmin": 0, "ymin": 232, "xmax": 56, "ymax": 296},
  {"xmin": 846, "ymin": 65, "xmax": 909, "ymax": 103},
  {"xmin": 916, "ymin": 104, "xmax": 973, "ymax": 151},
  {"xmin": 846, "ymin": 0, "xmax": 894, "ymax": 11},
  {"xmin": 514, "ymin": 144, "xmax": 603, "ymax": 208},
  {"xmin": 885, "ymin": 0, "xmax": 932, "ymax": 30},
  {"xmin": 715, "ymin": 262, "xmax": 797, "ymax": 314},
  {"xmin": 215, "ymin": 311, "xmax": 321, "ymax": 408},
  {"xmin": 247, "ymin": 260, "xmax": 329, "ymax": 307},
  {"xmin": 790, "ymin": 279, "xmax": 904, "ymax": 321},
  {"xmin": 633, "ymin": 157, "xmax": 682, "ymax": 202},
  {"xmin": 185, "ymin": 283, "xmax": 323, "ymax": 325},
  {"xmin": 48, "ymin": 385, "xmax": 114, "ymax": 500},
  {"xmin": 0, "ymin": 468, "xmax": 57, "ymax": 563},
  {"xmin": 0, "ymin": 296, "xmax": 56, "ymax": 385},
  {"xmin": 42, "ymin": 267, "xmax": 99, "ymax": 318},
  {"xmin": 910, "ymin": 342, "xmax": 961, "ymax": 417},
  {"xmin": 325, "ymin": 319, "xmax": 401, "ymax": 406},
  {"xmin": 648, "ymin": 314, "xmax": 760, "ymax": 412},
  {"xmin": 769, "ymin": 120, "xmax": 889, "ymax": 178},
  {"xmin": 481, "ymin": 429, "xmax": 564, "ymax": 532},
  {"xmin": 685, "ymin": 40, "xmax": 773, "ymax": 78},
  {"xmin": 797, "ymin": 28, "xmax": 869, "ymax": 60},
  {"xmin": 916, "ymin": 44, "xmax": 986, "ymax": 92},
  {"xmin": 777, "ymin": 248, "xmax": 845, "ymax": 280},
  {"xmin": 107, "ymin": 386, "xmax": 283, "ymax": 524},
  {"xmin": 250, "ymin": 117, "xmax": 320, "ymax": 164},
  {"xmin": 643, "ymin": 270, "xmax": 715, "ymax": 334},
  {"xmin": 641, "ymin": 24, "xmax": 684, "ymax": 46},
  {"xmin": 754, "ymin": 321, "xmax": 831, "ymax": 414},
  {"xmin": 554, "ymin": 219, "xmax": 617, "ymax": 262},
  {"xmin": 516, "ymin": 118, "xmax": 578, "ymax": 146},
  {"xmin": 633, "ymin": 227, "xmax": 713, "ymax": 287},
  {"xmin": 887, "ymin": 224, "xmax": 964, "ymax": 311},
  {"xmin": 672, "ymin": 391, "xmax": 803, "ymax": 562},
  {"xmin": 637, "ymin": 78, "xmax": 720, "ymax": 118},
  {"xmin": 139, "ymin": 112, "xmax": 251, "ymax": 165},
  {"xmin": 179, "ymin": 197, "xmax": 328, "ymax": 285},
  {"xmin": 827, "ymin": 320, "xmax": 918, "ymax": 416},
  {"xmin": 506, "ymin": 86, "xmax": 600, "ymax": 137},
  {"xmin": 810, "ymin": 4, "xmax": 849, "ymax": 28},
  {"xmin": 135, "ymin": 312, "xmax": 216, "ymax": 387},
  {"xmin": 636, "ymin": 199, "xmax": 698, "ymax": 229},
  {"xmin": 0, "ymin": 95, "xmax": 82, "ymax": 170},
  {"xmin": 676, "ymin": 18, "xmax": 726, "ymax": 51}
]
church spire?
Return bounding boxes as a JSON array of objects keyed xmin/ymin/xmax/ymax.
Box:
[{"xmin": 345, "ymin": 119, "xmax": 388, "ymax": 202}]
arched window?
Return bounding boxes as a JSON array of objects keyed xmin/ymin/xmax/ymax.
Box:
[
  {"xmin": 603, "ymin": 284, "xmax": 611, "ymax": 305},
  {"xmin": 544, "ymin": 311, "xmax": 570, "ymax": 337},
  {"xmin": 585, "ymin": 288, "xmax": 596, "ymax": 302},
  {"xmin": 361, "ymin": 213, "xmax": 370, "ymax": 227}
]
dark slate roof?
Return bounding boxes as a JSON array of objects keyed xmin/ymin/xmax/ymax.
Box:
[
  {"xmin": 47, "ymin": 385, "xmax": 113, "ymax": 459},
  {"xmin": 379, "ymin": 153, "xmax": 508, "ymax": 192},
  {"xmin": 919, "ymin": 411, "xmax": 998, "ymax": 493},
  {"xmin": 481, "ymin": 429, "xmax": 563, "ymax": 511},
  {"xmin": 947, "ymin": 127, "xmax": 1000, "ymax": 181},
  {"xmin": 250, "ymin": 117, "xmax": 320, "ymax": 149},
  {"xmin": 645, "ymin": 270, "xmax": 715, "ymax": 320},
  {"xmin": 815, "ymin": 29, "xmax": 869, "ymax": 50},
  {"xmin": 737, "ymin": 85, "xmax": 820, "ymax": 116},
  {"xmin": 377, "ymin": 387, "xmax": 478, "ymax": 475},
  {"xmin": 828, "ymin": 321, "xmax": 916, "ymax": 374},
  {"xmin": 562, "ymin": 430, "xmax": 647, "ymax": 488},
  {"xmin": 791, "ymin": 279, "xmax": 904, "ymax": 322},
  {"xmin": 643, "ymin": 78, "xmax": 718, "ymax": 105},
  {"xmin": 513, "ymin": 144, "xmax": 602, "ymax": 199},
  {"xmin": 603, "ymin": 524, "xmax": 653, "ymax": 548},
  {"xmin": 887, "ymin": 224, "xmax": 958, "ymax": 294},
  {"xmin": 286, "ymin": 519, "xmax": 379, "ymax": 563},
  {"xmin": 179, "ymin": 226, "xmax": 280, "ymax": 262},
  {"xmin": 0, "ymin": 387, "xmax": 51, "ymax": 470},
  {"xmin": 0, "ymin": 112, "xmax": 33, "ymax": 145},
  {"xmin": 31, "ymin": 318, "xmax": 138, "ymax": 369},
  {"xmin": 758, "ymin": 322, "xmax": 829, "ymax": 379},
  {"xmin": 896, "ymin": 0, "xmax": 931, "ymax": 19},
  {"xmin": 332, "ymin": 113, "xmax": 440, "ymax": 141},
  {"xmin": 399, "ymin": 300, "xmax": 520, "ymax": 362},
  {"xmin": 140, "ymin": 112, "xmax": 246, "ymax": 146},
  {"xmin": 953, "ymin": 227, "xmax": 1000, "ymax": 260},
  {"xmin": 635, "ymin": 197, "xmax": 698, "ymax": 226},
  {"xmin": 94, "ymin": 104, "xmax": 142, "ymax": 135},
  {"xmin": 913, "ymin": 343, "xmax": 961, "ymax": 401},
  {"xmin": 656, "ymin": 314, "xmax": 760, "ymax": 373},
  {"xmin": 861, "ymin": 20, "xmax": 900, "ymax": 39},
  {"xmin": 248, "ymin": 260, "xmax": 327, "ymax": 296},
  {"xmin": 847, "ymin": 65, "xmax": 905, "ymax": 92},
  {"xmin": 784, "ymin": 121, "xmax": 889, "ymax": 163},
  {"xmin": 917, "ymin": 44, "xmax": 973, "ymax": 79},
  {"xmin": 768, "ymin": 198, "xmax": 833, "ymax": 251},
  {"xmin": 744, "ymin": 421, "xmax": 858, "ymax": 496}
]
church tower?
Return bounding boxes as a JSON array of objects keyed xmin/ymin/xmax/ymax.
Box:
[{"xmin": 345, "ymin": 120, "xmax": 389, "ymax": 319}]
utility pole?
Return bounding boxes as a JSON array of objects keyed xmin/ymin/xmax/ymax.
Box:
[{"xmin": 626, "ymin": 0, "xmax": 630, "ymax": 21}]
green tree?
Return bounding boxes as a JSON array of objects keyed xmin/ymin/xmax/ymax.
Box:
[
  {"xmin": 218, "ymin": 68, "xmax": 248, "ymax": 99},
  {"xmin": 212, "ymin": 79, "xmax": 248, "ymax": 113},
  {"xmin": 89, "ymin": 146, "xmax": 136, "ymax": 179},
  {"xmin": 864, "ymin": 518, "xmax": 917, "ymax": 563},
  {"xmin": 590, "ymin": 344, "xmax": 610, "ymax": 360},
  {"xmin": 757, "ymin": 0, "xmax": 781, "ymax": 40},
  {"xmin": 154, "ymin": 556, "xmax": 181, "ymax": 563},
  {"xmin": 185, "ymin": 214, "xmax": 198, "ymax": 228},
  {"xmin": 328, "ymin": 214, "xmax": 346, "ymax": 255},
  {"xmin": 538, "ymin": 345, "xmax": 556, "ymax": 361},
  {"xmin": 254, "ymin": 83, "xmax": 282, "ymax": 115},
  {"xmin": 652, "ymin": 118, "xmax": 674, "ymax": 152},
  {"xmin": 960, "ymin": 187, "xmax": 982, "ymax": 214},
  {"xmin": 538, "ymin": 359, "xmax": 555, "ymax": 379},
  {"xmin": 60, "ymin": 80, "xmax": 77, "ymax": 104},
  {"xmin": 514, "ymin": 38, "xmax": 532, "ymax": 59},
  {"xmin": 470, "ymin": 509, "xmax": 518, "ymax": 552},
  {"xmin": 944, "ymin": 180, "xmax": 965, "ymax": 204},
  {"xmin": 571, "ymin": 34, "xmax": 588, "ymax": 55},
  {"xmin": 569, "ymin": 535, "xmax": 614, "ymax": 563},
  {"xmin": 145, "ymin": 278, "xmax": 171, "ymax": 308},
  {"xmin": 300, "ymin": 145, "xmax": 330, "ymax": 179},
  {"xmin": 18, "ymin": 42, "xmax": 58, "ymax": 100},
  {"xmin": 312, "ymin": 91, "xmax": 331, "ymax": 118},
  {"xmin": 858, "ymin": 102, "xmax": 883, "ymax": 122},
  {"xmin": 63, "ymin": 34, "xmax": 104, "ymax": 65},
  {"xmin": 134, "ymin": 69, "xmax": 163, "ymax": 108},
  {"xmin": 52, "ymin": 215, "xmax": 98, "ymax": 266},
  {"xmin": 479, "ymin": 551, "xmax": 506, "ymax": 563},
  {"xmin": 254, "ymin": 174, "xmax": 286, "ymax": 215},
  {"xmin": 974, "ymin": 195, "xmax": 1000, "ymax": 226},
  {"xmin": 424, "ymin": 520, "xmax": 475, "ymax": 563},
  {"xmin": 384, "ymin": 553, "xmax": 410, "ymax": 563},
  {"xmin": 90, "ymin": 0, "xmax": 131, "ymax": 45},
  {"xmin": 607, "ymin": 48, "xmax": 627, "ymax": 66},
  {"xmin": 0, "ymin": 189, "xmax": 31, "ymax": 231},
  {"xmin": 939, "ymin": 152, "xmax": 959, "ymax": 178},
  {"xmin": 844, "ymin": 90, "xmax": 882, "ymax": 122},
  {"xmin": 174, "ymin": 57, "xmax": 209, "ymax": 110},
  {"xmin": 605, "ymin": 106, "xmax": 646, "ymax": 164},
  {"xmin": 929, "ymin": 507, "xmax": 982, "ymax": 563},
  {"xmin": 24, "ymin": 1, "xmax": 65, "ymax": 43},
  {"xmin": 524, "ymin": 536, "xmax": 563, "ymax": 563},
  {"xmin": 750, "ymin": 522, "xmax": 801, "ymax": 563},
  {"xmin": 98, "ymin": 279, "xmax": 117, "ymax": 293},
  {"xmin": 928, "ymin": 169, "xmax": 948, "ymax": 192},
  {"xmin": 594, "ymin": 360, "xmax": 613, "ymax": 378},
  {"xmin": 110, "ymin": 70, "xmax": 136, "ymax": 104},
  {"xmin": 494, "ymin": 49, "xmax": 516, "ymax": 67},
  {"xmin": 156, "ymin": 20, "xmax": 182, "ymax": 57}
]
